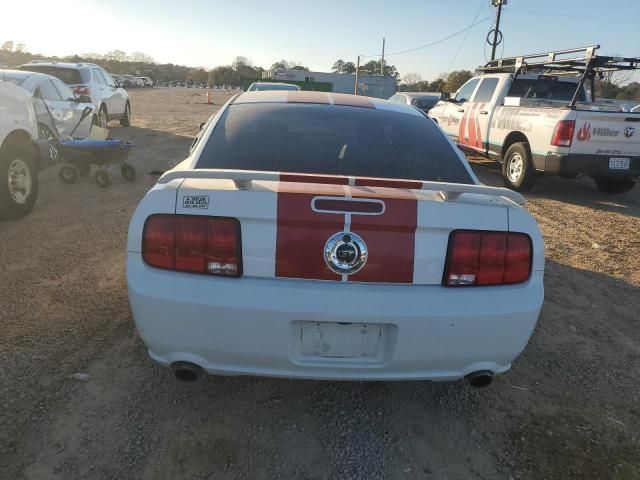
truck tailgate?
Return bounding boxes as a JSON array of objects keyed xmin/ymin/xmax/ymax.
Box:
[{"xmin": 571, "ymin": 113, "xmax": 640, "ymax": 157}]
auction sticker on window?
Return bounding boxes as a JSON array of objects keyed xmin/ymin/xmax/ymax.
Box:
[
  {"xmin": 182, "ymin": 195, "xmax": 210, "ymax": 209},
  {"xmin": 609, "ymin": 158, "xmax": 630, "ymax": 170}
]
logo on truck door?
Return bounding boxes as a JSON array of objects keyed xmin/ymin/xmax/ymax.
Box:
[{"xmin": 624, "ymin": 127, "xmax": 635, "ymax": 138}]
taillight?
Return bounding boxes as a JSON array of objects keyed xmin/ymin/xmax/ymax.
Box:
[
  {"xmin": 142, "ymin": 215, "xmax": 242, "ymax": 276},
  {"xmin": 550, "ymin": 120, "xmax": 575, "ymax": 147},
  {"xmin": 443, "ymin": 230, "xmax": 531, "ymax": 287},
  {"xmin": 73, "ymin": 86, "xmax": 91, "ymax": 96}
]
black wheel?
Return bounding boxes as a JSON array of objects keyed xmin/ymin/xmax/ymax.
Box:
[
  {"xmin": 594, "ymin": 176, "xmax": 636, "ymax": 194},
  {"xmin": 121, "ymin": 163, "xmax": 136, "ymax": 182},
  {"xmin": 120, "ymin": 102, "xmax": 131, "ymax": 127},
  {"xmin": 37, "ymin": 124, "xmax": 59, "ymax": 164},
  {"xmin": 95, "ymin": 169, "xmax": 112, "ymax": 188},
  {"xmin": 0, "ymin": 141, "xmax": 39, "ymax": 220},
  {"xmin": 96, "ymin": 106, "xmax": 108, "ymax": 129},
  {"xmin": 59, "ymin": 165, "xmax": 79, "ymax": 184},
  {"xmin": 502, "ymin": 142, "xmax": 537, "ymax": 191}
]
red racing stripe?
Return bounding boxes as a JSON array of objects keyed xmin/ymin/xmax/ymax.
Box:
[
  {"xmin": 275, "ymin": 182, "xmax": 345, "ymax": 280},
  {"xmin": 348, "ymin": 186, "xmax": 417, "ymax": 283}
]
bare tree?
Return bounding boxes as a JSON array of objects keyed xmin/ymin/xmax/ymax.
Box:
[
  {"xmin": 1, "ymin": 40, "xmax": 14, "ymax": 52},
  {"xmin": 403, "ymin": 72, "xmax": 422, "ymax": 86},
  {"xmin": 130, "ymin": 51, "xmax": 155, "ymax": 63},
  {"xmin": 14, "ymin": 43, "xmax": 26, "ymax": 53}
]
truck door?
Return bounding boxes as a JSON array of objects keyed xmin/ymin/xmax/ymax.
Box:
[
  {"xmin": 440, "ymin": 78, "xmax": 480, "ymax": 146},
  {"xmin": 462, "ymin": 76, "xmax": 501, "ymax": 155}
]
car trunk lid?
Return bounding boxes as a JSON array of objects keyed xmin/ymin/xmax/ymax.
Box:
[{"xmin": 175, "ymin": 174, "xmax": 510, "ymax": 285}]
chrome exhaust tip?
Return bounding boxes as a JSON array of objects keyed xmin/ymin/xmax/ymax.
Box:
[
  {"xmin": 171, "ymin": 362, "xmax": 205, "ymax": 382},
  {"xmin": 465, "ymin": 370, "xmax": 493, "ymax": 388}
]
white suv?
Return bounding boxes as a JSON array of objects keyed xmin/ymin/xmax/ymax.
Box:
[{"xmin": 20, "ymin": 61, "xmax": 131, "ymax": 128}]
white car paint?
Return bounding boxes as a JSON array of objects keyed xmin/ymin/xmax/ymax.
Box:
[
  {"xmin": 20, "ymin": 62, "xmax": 129, "ymax": 126},
  {"xmin": 127, "ymin": 92, "xmax": 544, "ymax": 382}
]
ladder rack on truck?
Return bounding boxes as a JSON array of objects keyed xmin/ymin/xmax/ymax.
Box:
[{"xmin": 479, "ymin": 45, "xmax": 640, "ymax": 109}]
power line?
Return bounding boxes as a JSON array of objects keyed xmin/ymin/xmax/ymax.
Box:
[
  {"xmin": 360, "ymin": 16, "xmax": 492, "ymax": 58},
  {"xmin": 504, "ymin": 7, "xmax": 637, "ymax": 24},
  {"xmin": 436, "ymin": 0, "xmax": 486, "ymax": 92}
]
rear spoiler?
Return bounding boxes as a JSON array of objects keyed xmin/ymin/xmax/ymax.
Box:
[{"xmin": 158, "ymin": 169, "xmax": 526, "ymax": 206}]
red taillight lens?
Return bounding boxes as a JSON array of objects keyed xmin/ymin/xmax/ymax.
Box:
[
  {"xmin": 550, "ymin": 120, "xmax": 575, "ymax": 147},
  {"xmin": 444, "ymin": 231, "xmax": 531, "ymax": 287},
  {"xmin": 143, "ymin": 215, "xmax": 242, "ymax": 277},
  {"xmin": 73, "ymin": 86, "xmax": 91, "ymax": 96}
]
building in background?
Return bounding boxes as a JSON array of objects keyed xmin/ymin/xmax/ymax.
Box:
[{"xmin": 262, "ymin": 68, "xmax": 397, "ymax": 99}]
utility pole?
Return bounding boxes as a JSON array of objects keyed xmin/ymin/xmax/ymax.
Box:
[
  {"xmin": 490, "ymin": 0, "xmax": 507, "ymax": 61},
  {"xmin": 354, "ymin": 55, "xmax": 360, "ymax": 95},
  {"xmin": 380, "ymin": 38, "xmax": 385, "ymax": 96}
]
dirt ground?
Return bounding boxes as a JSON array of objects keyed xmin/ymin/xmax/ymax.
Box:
[{"xmin": 1, "ymin": 88, "xmax": 639, "ymax": 480}]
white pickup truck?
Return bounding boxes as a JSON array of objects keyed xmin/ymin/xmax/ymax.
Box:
[
  {"xmin": 429, "ymin": 46, "xmax": 640, "ymax": 193},
  {"xmin": 0, "ymin": 80, "xmax": 48, "ymax": 219}
]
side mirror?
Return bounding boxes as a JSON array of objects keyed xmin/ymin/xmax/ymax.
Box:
[
  {"xmin": 199, "ymin": 122, "xmax": 206, "ymax": 131},
  {"xmin": 76, "ymin": 94, "xmax": 92, "ymax": 103}
]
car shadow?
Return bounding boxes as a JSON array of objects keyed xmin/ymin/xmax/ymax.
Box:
[{"xmin": 467, "ymin": 156, "xmax": 640, "ymax": 219}]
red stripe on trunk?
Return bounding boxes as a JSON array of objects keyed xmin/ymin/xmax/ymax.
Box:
[
  {"xmin": 348, "ymin": 191, "xmax": 417, "ymax": 284},
  {"xmin": 276, "ymin": 188, "xmax": 345, "ymax": 280}
]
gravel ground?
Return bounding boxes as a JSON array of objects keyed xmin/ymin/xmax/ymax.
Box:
[{"xmin": 1, "ymin": 88, "xmax": 639, "ymax": 480}]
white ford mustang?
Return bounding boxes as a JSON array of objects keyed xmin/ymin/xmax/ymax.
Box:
[{"xmin": 127, "ymin": 91, "xmax": 544, "ymax": 387}]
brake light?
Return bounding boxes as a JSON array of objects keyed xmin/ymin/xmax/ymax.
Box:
[
  {"xmin": 443, "ymin": 231, "xmax": 531, "ymax": 286},
  {"xmin": 73, "ymin": 86, "xmax": 91, "ymax": 96},
  {"xmin": 143, "ymin": 215, "xmax": 242, "ymax": 276},
  {"xmin": 551, "ymin": 120, "xmax": 575, "ymax": 147}
]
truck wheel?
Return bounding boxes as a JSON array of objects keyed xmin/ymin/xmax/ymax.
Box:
[
  {"xmin": 0, "ymin": 142, "xmax": 39, "ymax": 220},
  {"xmin": 594, "ymin": 176, "xmax": 636, "ymax": 194},
  {"xmin": 502, "ymin": 142, "xmax": 536, "ymax": 191}
]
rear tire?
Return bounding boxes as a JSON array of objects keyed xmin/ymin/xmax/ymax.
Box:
[
  {"xmin": 96, "ymin": 106, "xmax": 108, "ymax": 129},
  {"xmin": 0, "ymin": 142, "xmax": 39, "ymax": 220},
  {"xmin": 594, "ymin": 176, "xmax": 636, "ymax": 194},
  {"xmin": 120, "ymin": 102, "xmax": 131, "ymax": 127},
  {"xmin": 502, "ymin": 142, "xmax": 537, "ymax": 191}
]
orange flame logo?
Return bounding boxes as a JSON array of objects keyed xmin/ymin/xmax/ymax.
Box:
[{"xmin": 576, "ymin": 122, "xmax": 591, "ymax": 141}]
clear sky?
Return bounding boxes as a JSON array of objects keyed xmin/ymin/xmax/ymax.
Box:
[{"xmin": 3, "ymin": 0, "xmax": 639, "ymax": 82}]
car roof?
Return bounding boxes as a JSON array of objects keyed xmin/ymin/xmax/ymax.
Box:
[
  {"xmin": 234, "ymin": 91, "xmax": 424, "ymax": 116},
  {"xmin": 21, "ymin": 61, "xmax": 98, "ymax": 69},
  {"xmin": 0, "ymin": 68, "xmax": 62, "ymax": 92},
  {"xmin": 252, "ymin": 82, "xmax": 297, "ymax": 86}
]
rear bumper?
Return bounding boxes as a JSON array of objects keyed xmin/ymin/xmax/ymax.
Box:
[
  {"xmin": 127, "ymin": 253, "xmax": 544, "ymax": 381},
  {"xmin": 544, "ymin": 153, "xmax": 640, "ymax": 177}
]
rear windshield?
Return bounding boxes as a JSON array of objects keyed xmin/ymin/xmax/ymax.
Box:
[
  {"xmin": 197, "ymin": 103, "xmax": 473, "ymax": 184},
  {"xmin": 20, "ymin": 66, "xmax": 90, "ymax": 85},
  {"xmin": 507, "ymin": 78, "xmax": 585, "ymax": 102}
]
